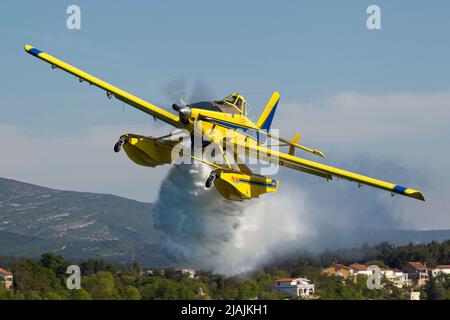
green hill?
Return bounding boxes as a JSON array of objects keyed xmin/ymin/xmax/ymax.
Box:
[
  {"xmin": 1, "ymin": 177, "xmax": 449, "ymax": 268},
  {"xmin": 0, "ymin": 177, "xmax": 169, "ymax": 266}
]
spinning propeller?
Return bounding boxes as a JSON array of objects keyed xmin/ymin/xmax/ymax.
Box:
[{"xmin": 161, "ymin": 78, "xmax": 217, "ymax": 124}]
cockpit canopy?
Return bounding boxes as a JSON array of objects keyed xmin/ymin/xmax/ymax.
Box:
[
  {"xmin": 188, "ymin": 93, "xmax": 249, "ymax": 116},
  {"xmin": 223, "ymin": 93, "xmax": 248, "ymax": 115}
]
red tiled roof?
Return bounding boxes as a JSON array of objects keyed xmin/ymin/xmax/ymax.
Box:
[
  {"xmin": 0, "ymin": 267, "xmax": 12, "ymax": 276},
  {"xmin": 437, "ymin": 265, "xmax": 450, "ymax": 269},
  {"xmin": 408, "ymin": 262, "xmax": 427, "ymax": 270},
  {"xmin": 350, "ymin": 263, "xmax": 368, "ymax": 271},
  {"xmin": 275, "ymin": 278, "xmax": 298, "ymax": 282}
]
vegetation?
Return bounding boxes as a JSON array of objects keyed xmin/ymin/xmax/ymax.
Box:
[
  {"xmin": 0, "ymin": 240, "xmax": 449, "ymax": 300},
  {"xmin": 268, "ymin": 239, "xmax": 450, "ymax": 272}
]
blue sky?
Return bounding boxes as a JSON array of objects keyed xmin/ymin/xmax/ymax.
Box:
[
  {"xmin": 3, "ymin": 0, "xmax": 449, "ymax": 130},
  {"xmin": 1, "ymin": 1, "xmax": 449, "ymax": 228}
]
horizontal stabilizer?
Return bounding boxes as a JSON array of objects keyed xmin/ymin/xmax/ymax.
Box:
[{"xmin": 289, "ymin": 134, "xmax": 301, "ymax": 155}]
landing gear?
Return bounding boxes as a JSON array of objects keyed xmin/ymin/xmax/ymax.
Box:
[
  {"xmin": 114, "ymin": 137, "xmax": 125, "ymax": 153},
  {"xmin": 205, "ymin": 172, "xmax": 217, "ymax": 188}
]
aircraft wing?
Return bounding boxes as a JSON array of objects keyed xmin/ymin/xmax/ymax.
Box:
[
  {"xmin": 231, "ymin": 139, "xmax": 425, "ymax": 201},
  {"xmin": 24, "ymin": 45, "xmax": 181, "ymax": 128}
]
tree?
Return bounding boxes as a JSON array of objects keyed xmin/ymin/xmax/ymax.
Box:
[
  {"xmin": 24, "ymin": 290, "xmax": 44, "ymax": 300},
  {"xmin": 176, "ymin": 281, "xmax": 197, "ymax": 300},
  {"xmin": 120, "ymin": 274, "xmax": 137, "ymax": 286},
  {"xmin": 425, "ymin": 277, "xmax": 447, "ymax": 300},
  {"xmin": 272, "ymin": 269, "xmax": 289, "ymax": 280},
  {"xmin": 258, "ymin": 291, "xmax": 284, "ymax": 300},
  {"xmin": 46, "ymin": 291, "xmax": 63, "ymax": 300},
  {"xmin": 140, "ymin": 281, "xmax": 159, "ymax": 300},
  {"xmin": 40, "ymin": 253, "xmax": 69, "ymax": 278},
  {"xmin": 71, "ymin": 288, "xmax": 92, "ymax": 300},
  {"xmin": 365, "ymin": 260, "xmax": 387, "ymax": 268},
  {"xmin": 163, "ymin": 269, "xmax": 178, "ymax": 280},
  {"xmin": 156, "ymin": 279, "xmax": 179, "ymax": 300},
  {"xmin": 13, "ymin": 260, "xmax": 65, "ymax": 295},
  {"xmin": 80, "ymin": 259, "xmax": 117, "ymax": 275},
  {"xmin": 0, "ymin": 286, "xmax": 17, "ymax": 300},
  {"xmin": 83, "ymin": 271, "xmax": 118, "ymax": 300},
  {"xmin": 239, "ymin": 279, "xmax": 260, "ymax": 299},
  {"xmin": 121, "ymin": 285, "xmax": 141, "ymax": 300},
  {"xmin": 221, "ymin": 277, "xmax": 241, "ymax": 300}
]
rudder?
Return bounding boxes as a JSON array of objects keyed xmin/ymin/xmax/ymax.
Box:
[{"xmin": 256, "ymin": 91, "xmax": 280, "ymax": 131}]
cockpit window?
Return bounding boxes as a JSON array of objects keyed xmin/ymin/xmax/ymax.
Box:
[
  {"xmin": 225, "ymin": 96, "xmax": 237, "ymax": 104},
  {"xmin": 222, "ymin": 94, "xmax": 247, "ymax": 114},
  {"xmin": 236, "ymin": 98, "xmax": 243, "ymax": 110}
]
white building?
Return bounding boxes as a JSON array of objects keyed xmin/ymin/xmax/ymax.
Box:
[
  {"xmin": 175, "ymin": 268, "xmax": 196, "ymax": 279},
  {"xmin": 349, "ymin": 263, "xmax": 372, "ymax": 277},
  {"xmin": 380, "ymin": 268, "xmax": 395, "ymax": 279},
  {"xmin": 0, "ymin": 267, "xmax": 13, "ymax": 290},
  {"xmin": 387, "ymin": 269, "xmax": 411, "ymax": 288},
  {"xmin": 145, "ymin": 269, "xmax": 155, "ymax": 276},
  {"xmin": 349, "ymin": 264, "xmax": 411, "ymax": 288},
  {"xmin": 431, "ymin": 265, "xmax": 450, "ymax": 277},
  {"xmin": 274, "ymin": 278, "xmax": 315, "ymax": 298}
]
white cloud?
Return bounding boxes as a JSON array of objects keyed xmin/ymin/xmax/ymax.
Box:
[
  {"xmin": 277, "ymin": 91, "xmax": 450, "ymax": 151},
  {"xmin": 272, "ymin": 90, "xmax": 450, "ymax": 230}
]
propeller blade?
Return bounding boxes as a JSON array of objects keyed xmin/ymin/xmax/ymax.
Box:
[
  {"xmin": 189, "ymin": 79, "xmax": 217, "ymax": 103},
  {"xmin": 161, "ymin": 77, "xmax": 187, "ymax": 106}
]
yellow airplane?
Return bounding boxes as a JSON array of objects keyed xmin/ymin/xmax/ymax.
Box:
[{"xmin": 24, "ymin": 44, "xmax": 425, "ymax": 202}]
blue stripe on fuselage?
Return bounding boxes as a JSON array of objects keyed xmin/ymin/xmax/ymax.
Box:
[
  {"xmin": 239, "ymin": 179, "xmax": 277, "ymax": 188},
  {"xmin": 209, "ymin": 119, "xmax": 250, "ymax": 132}
]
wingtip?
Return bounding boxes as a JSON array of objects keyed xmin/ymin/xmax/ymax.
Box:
[
  {"xmin": 413, "ymin": 191, "xmax": 425, "ymax": 202},
  {"xmin": 393, "ymin": 185, "xmax": 425, "ymax": 201},
  {"xmin": 24, "ymin": 45, "xmax": 43, "ymax": 57},
  {"xmin": 406, "ymin": 189, "xmax": 425, "ymax": 201},
  {"xmin": 314, "ymin": 150, "xmax": 326, "ymax": 158}
]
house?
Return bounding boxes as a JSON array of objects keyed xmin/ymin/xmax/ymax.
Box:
[
  {"xmin": 379, "ymin": 268, "xmax": 395, "ymax": 278},
  {"xmin": 390, "ymin": 269, "xmax": 411, "ymax": 288},
  {"xmin": 322, "ymin": 264, "xmax": 353, "ymax": 279},
  {"xmin": 175, "ymin": 268, "xmax": 196, "ymax": 279},
  {"xmin": 349, "ymin": 263, "xmax": 372, "ymax": 277},
  {"xmin": 404, "ymin": 262, "xmax": 429, "ymax": 286},
  {"xmin": 430, "ymin": 265, "xmax": 450, "ymax": 277},
  {"xmin": 348, "ymin": 264, "xmax": 410, "ymax": 288},
  {"xmin": 0, "ymin": 267, "xmax": 13, "ymax": 290},
  {"xmin": 145, "ymin": 269, "xmax": 165, "ymax": 276},
  {"xmin": 378, "ymin": 268, "xmax": 411, "ymax": 288},
  {"xmin": 274, "ymin": 278, "xmax": 315, "ymax": 298},
  {"xmin": 349, "ymin": 264, "xmax": 412, "ymax": 288}
]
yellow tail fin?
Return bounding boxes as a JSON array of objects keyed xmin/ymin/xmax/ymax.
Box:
[{"xmin": 256, "ymin": 91, "xmax": 280, "ymax": 131}]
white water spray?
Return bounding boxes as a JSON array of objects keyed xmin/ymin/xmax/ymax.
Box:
[{"xmin": 153, "ymin": 164, "xmax": 317, "ymax": 275}]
